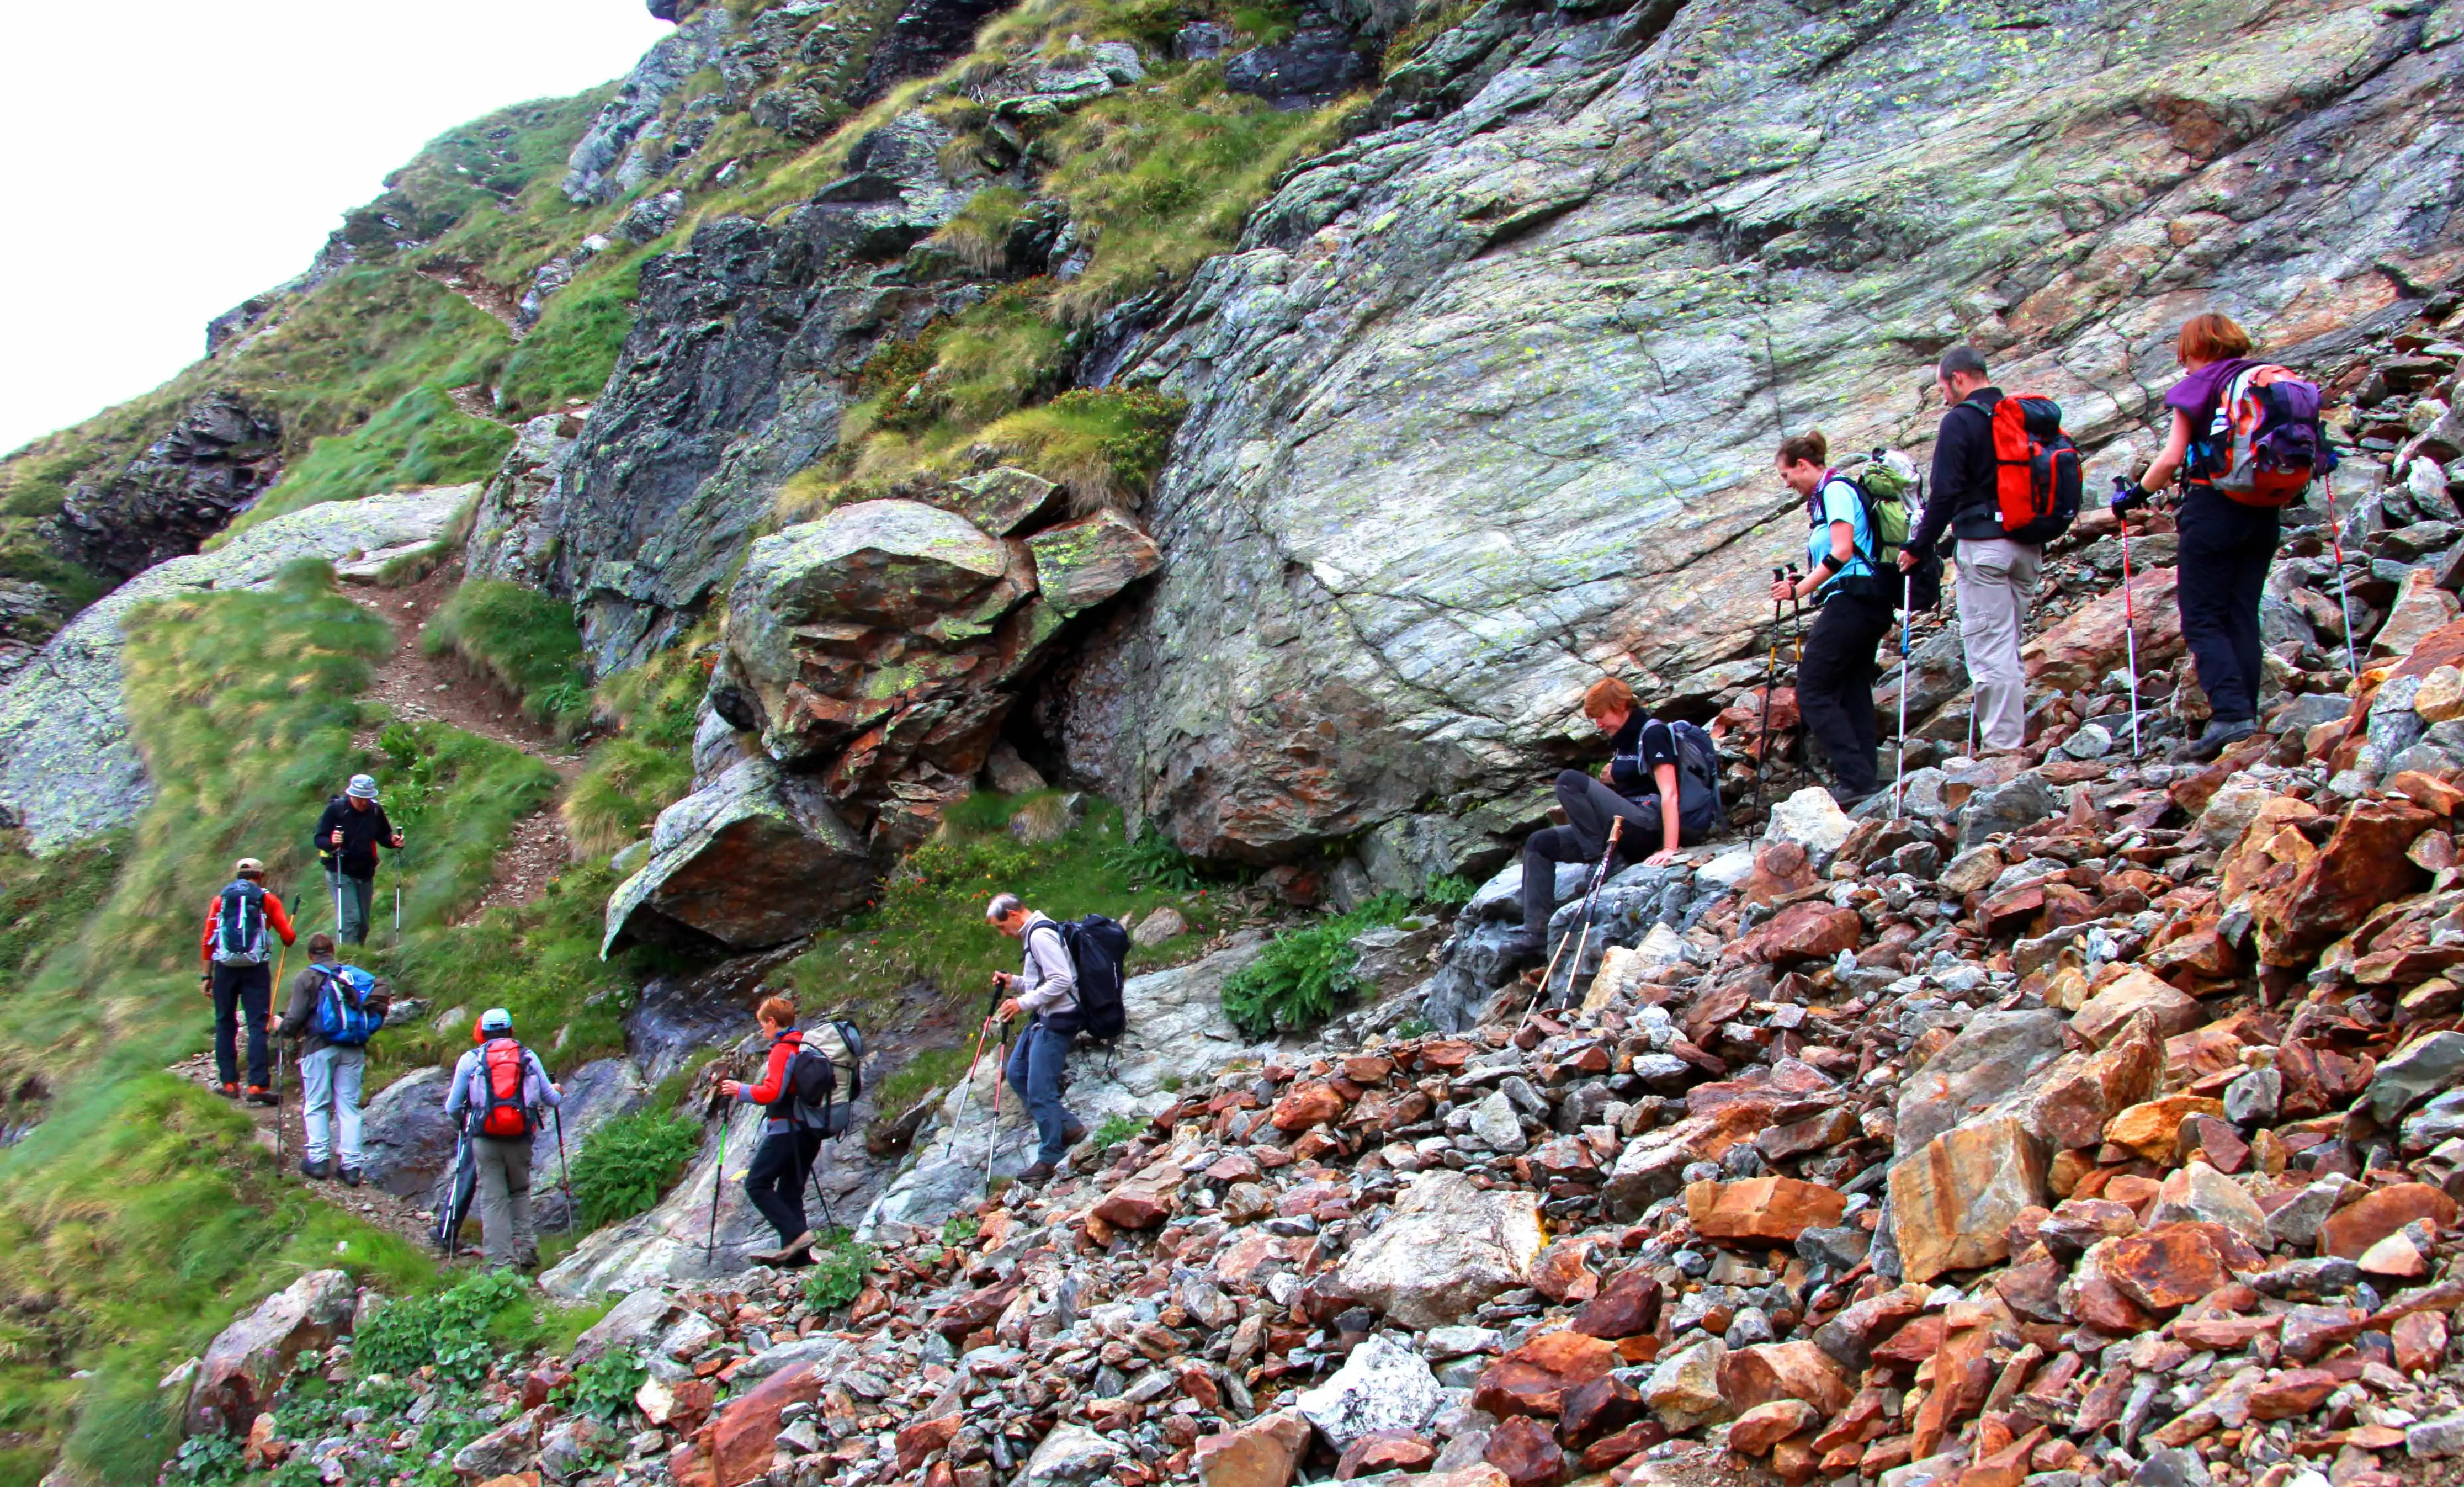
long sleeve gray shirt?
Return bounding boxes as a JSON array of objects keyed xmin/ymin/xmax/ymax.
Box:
[{"xmin": 1016, "ymin": 915, "xmax": 1079, "ymax": 1017}]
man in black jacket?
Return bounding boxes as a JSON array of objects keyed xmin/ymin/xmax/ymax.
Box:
[
  {"xmin": 314, "ymin": 774, "xmax": 403, "ymax": 945},
  {"xmin": 1900, "ymin": 346, "xmax": 2042, "ymax": 757}
]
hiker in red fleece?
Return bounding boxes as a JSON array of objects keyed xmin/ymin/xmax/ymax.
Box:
[
  {"xmin": 198, "ymin": 857, "xmax": 298, "ymax": 1104},
  {"xmin": 719, "ymin": 994, "xmax": 825, "ymax": 1265}
]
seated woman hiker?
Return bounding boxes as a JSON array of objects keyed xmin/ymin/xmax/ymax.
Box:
[{"xmin": 1504, "ymin": 677, "xmax": 1719, "ymax": 958}]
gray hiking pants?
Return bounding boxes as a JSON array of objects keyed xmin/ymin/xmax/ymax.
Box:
[
  {"xmin": 1956, "ymin": 538, "xmax": 2042, "ymax": 752},
  {"xmin": 474, "ymin": 1134, "xmax": 535, "ymax": 1267}
]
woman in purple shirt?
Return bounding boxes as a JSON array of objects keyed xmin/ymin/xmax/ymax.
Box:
[{"xmin": 2114, "ymin": 312, "xmax": 2274, "ymax": 761}]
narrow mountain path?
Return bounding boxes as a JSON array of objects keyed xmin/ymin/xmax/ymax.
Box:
[
  {"xmin": 416, "ymin": 262, "xmax": 525, "ymax": 341},
  {"xmin": 168, "ymin": 1049, "xmax": 439, "ymax": 1250},
  {"xmin": 344, "ymin": 557, "xmax": 587, "ymax": 920}
]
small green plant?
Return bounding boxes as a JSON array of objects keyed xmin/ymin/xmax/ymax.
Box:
[
  {"xmin": 422, "ymin": 578, "xmax": 593, "ymax": 735},
  {"xmin": 1394, "ymin": 1015, "xmax": 1434, "ymax": 1038},
  {"xmin": 1220, "ymin": 894, "xmax": 1413, "ymax": 1038},
  {"xmin": 1423, "ymin": 873, "xmax": 1477, "ymax": 908},
  {"xmin": 567, "ymin": 1108, "xmax": 703, "ymax": 1229},
  {"xmin": 1104, "ymin": 825, "xmax": 1205, "ymax": 890},
  {"xmin": 1159, "ymin": 1074, "xmax": 1185, "ymax": 1093},
  {"xmin": 802, "ymin": 1230, "xmax": 877, "ymax": 1310},
  {"xmin": 939, "ymin": 1213, "xmax": 980, "ymax": 1246},
  {"xmin": 354, "ymin": 1268, "xmax": 532, "ymax": 1384},
  {"xmin": 559, "ymin": 1348, "xmax": 650, "ymax": 1426},
  {"xmin": 1090, "ymin": 1113, "xmax": 1143, "ymax": 1151},
  {"xmin": 167, "ymin": 1431, "xmax": 246, "ymax": 1486}
]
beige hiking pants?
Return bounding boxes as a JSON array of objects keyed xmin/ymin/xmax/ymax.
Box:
[{"xmin": 1956, "ymin": 537, "xmax": 2042, "ymax": 752}]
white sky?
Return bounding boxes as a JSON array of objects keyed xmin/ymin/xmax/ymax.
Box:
[{"xmin": 0, "ymin": 0, "xmax": 671, "ymax": 457}]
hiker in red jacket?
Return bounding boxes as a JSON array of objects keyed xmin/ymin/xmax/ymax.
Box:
[
  {"xmin": 719, "ymin": 995, "xmax": 826, "ymax": 1266},
  {"xmin": 198, "ymin": 857, "xmax": 298, "ymax": 1104}
]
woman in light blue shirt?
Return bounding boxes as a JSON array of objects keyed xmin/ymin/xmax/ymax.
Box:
[{"xmin": 1771, "ymin": 430, "xmax": 1893, "ymax": 806}]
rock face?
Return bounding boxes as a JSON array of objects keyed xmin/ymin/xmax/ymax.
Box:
[
  {"xmin": 187, "ymin": 1270, "xmax": 355, "ymax": 1433},
  {"xmin": 0, "ymin": 485, "xmax": 468, "ymax": 852},
  {"xmin": 46, "ymin": 393, "xmax": 284, "ymax": 582},
  {"xmin": 357, "ymin": 1067, "xmax": 458, "ymax": 1199},
  {"xmin": 602, "ymin": 755, "xmax": 874, "ymax": 956},
  {"xmin": 1037, "ymin": 0, "xmax": 2463, "ymax": 861}
]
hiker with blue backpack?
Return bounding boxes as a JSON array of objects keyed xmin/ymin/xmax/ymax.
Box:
[
  {"xmin": 199, "ymin": 857, "xmax": 299, "ymax": 1105},
  {"xmin": 276, "ymin": 932, "xmax": 389, "ymax": 1183},
  {"xmin": 1502, "ymin": 677, "xmax": 1722, "ymax": 959},
  {"xmin": 2113, "ymin": 312, "xmax": 2329, "ymax": 762}
]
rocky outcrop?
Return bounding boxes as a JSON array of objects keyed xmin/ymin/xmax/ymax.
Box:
[
  {"xmin": 601, "ymin": 754, "xmax": 874, "ymax": 955},
  {"xmin": 1050, "ymin": 0, "xmax": 2464, "ymax": 862},
  {"xmin": 0, "ymin": 485, "xmax": 469, "ymax": 852},
  {"xmin": 185, "ymin": 1270, "xmax": 355, "ymax": 1434},
  {"xmin": 562, "ymin": 5, "xmax": 734, "ymax": 204},
  {"xmin": 46, "ymin": 393, "xmax": 283, "ymax": 581}
]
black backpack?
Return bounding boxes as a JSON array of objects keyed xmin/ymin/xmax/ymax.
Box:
[
  {"xmin": 1668, "ymin": 721, "xmax": 1724, "ymax": 840},
  {"xmin": 213, "ymin": 880, "xmax": 271, "ymax": 966},
  {"xmin": 1035, "ymin": 916, "xmax": 1131, "ymax": 1043},
  {"xmin": 787, "ymin": 1022, "xmax": 865, "ymax": 1137}
]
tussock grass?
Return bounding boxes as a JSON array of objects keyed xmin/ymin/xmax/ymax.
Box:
[
  {"xmin": 497, "ymin": 252, "xmax": 649, "ymax": 418},
  {"xmin": 422, "ymin": 578, "xmax": 593, "ymax": 735},
  {"xmin": 221, "ymin": 385, "xmax": 516, "ymax": 539},
  {"xmin": 562, "ymin": 738, "xmax": 695, "ymax": 859}
]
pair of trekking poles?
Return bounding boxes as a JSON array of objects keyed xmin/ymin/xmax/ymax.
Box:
[{"xmin": 434, "ymin": 1106, "xmax": 578, "ymax": 1256}]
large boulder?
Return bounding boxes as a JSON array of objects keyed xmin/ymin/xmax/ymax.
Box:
[
  {"xmin": 1334, "ymin": 1169, "xmax": 1546, "ymax": 1328},
  {"xmin": 358, "ymin": 1066, "xmax": 457, "ymax": 1200},
  {"xmin": 1893, "ymin": 1010, "xmax": 2065, "ymax": 1160},
  {"xmin": 1024, "ymin": 510, "xmax": 1161, "ymax": 615},
  {"xmin": 187, "ymin": 1270, "xmax": 356, "ymax": 1433},
  {"xmin": 601, "ymin": 755, "xmax": 874, "ymax": 956},
  {"xmin": 1888, "ymin": 1116, "xmax": 2049, "ymax": 1283},
  {"xmin": 0, "ymin": 486, "xmax": 469, "ymax": 852}
]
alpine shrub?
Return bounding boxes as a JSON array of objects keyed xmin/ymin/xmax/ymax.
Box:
[
  {"xmin": 1102, "ymin": 826, "xmax": 1205, "ymax": 890},
  {"xmin": 567, "ymin": 1109, "xmax": 701, "ymax": 1230},
  {"xmin": 1423, "ymin": 873, "xmax": 1477, "ymax": 908},
  {"xmin": 559, "ymin": 1349, "xmax": 649, "ymax": 1425},
  {"xmin": 802, "ymin": 1231, "xmax": 876, "ymax": 1311},
  {"xmin": 353, "ymin": 1268, "xmax": 530, "ymax": 1384},
  {"xmin": 1220, "ymin": 894, "xmax": 1412, "ymax": 1038},
  {"xmin": 1091, "ymin": 1113, "xmax": 1143, "ymax": 1151}
]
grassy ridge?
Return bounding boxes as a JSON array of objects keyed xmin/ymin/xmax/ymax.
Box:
[{"xmin": 421, "ymin": 578, "xmax": 593, "ymax": 735}]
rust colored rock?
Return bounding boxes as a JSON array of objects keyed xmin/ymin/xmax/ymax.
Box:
[
  {"xmin": 1909, "ymin": 1311, "xmax": 1994, "ymax": 1460},
  {"xmin": 1336, "ymin": 1432, "xmax": 1435, "ymax": 1481},
  {"xmin": 2069, "ymin": 1271, "xmax": 2155, "ymax": 1332},
  {"xmin": 2251, "ymin": 799, "xmax": 2436, "ymax": 966},
  {"xmin": 1025, "ymin": 508, "xmax": 1163, "ymax": 615},
  {"xmin": 1530, "ymin": 1239, "xmax": 1599, "ymax": 1303},
  {"xmin": 930, "ymin": 1278, "xmax": 1019, "ymax": 1339},
  {"xmin": 1729, "ymin": 1399, "xmax": 1821, "ymax": 1455},
  {"xmin": 897, "ymin": 1416, "xmax": 962, "ymax": 1473},
  {"xmin": 1474, "ymin": 1329, "xmax": 1621, "ymax": 1418},
  {"xmin": 2102, "ymin": 1094, "xmax": 2226, "ymax": 1162},
  {"xmin": 2317, "ymin": 1182, "xmax": 2458, "ymax": 1258},
  {"xmin": 2028, "ymin": 1012, "xmax": 2165, "ymax": 1149},
  {"xmin": 2392, "ymin": 1311, "xmax": 2448, "ymax": 1374},
  {"xmin": 2104, "ymin": 1223, "xmax": 2260, "ymax": 1313},
  {"xmin": 185, "ymin": 1270, "xmax": 356, "ymax": 1436},
  {"xmin": 1557, "ymin": 1373, "xmax": 1650, "ymax": 1448},
  {"xmin": 1573, "ymin": 1269, "xmax": 1663, "ymax": 1340},
  {"xmin": 2025, "ymin": 566, "xmax": 2182, "ymax": 691},
  {"xmin": 670, "ymin": 1441, "xmax": 716, "ymax": 1487},
  {"xmin": 1484, "ymin": 1416, "xmax": 1568, "ymax": 1487},
  {"xmin": 1270, "ymin": 1081, "xmax": 1348, "ymax": 1132},
  {"xmin": 1091, "ymin": 1179, "xmax": 1175, "ymax": 1229},
  {"xmin": 2070, "ymin": 970, "xmax": 2204, "ymax": 1047},
  {"xmin": 1889, "ymin": 1116, "xmax": 2049, "ymax": 1283},
  {"xmin": 1195, "ymin": 1411, "xmax": 1312, "ymax": 1487},
  {"xmin": 707, "ymin": 1362, "xmax": 825, "ymax": 1487},
  {"xmin": 1719, "ymin": 1342, "xmax": 1852, "ymax": 1415},
  {"xmin": 1578, "ymin": 1421, "xmax": 1665, "ymax": 1473},
  {"xmin": 1746, "ymin": 902, "xmax": 1863, "ymax": 964},
  {"xmin": 2246, "ymin": 1368, "xmax": 2338, "ymax": 1420},
  {"xmin": 1686, "ymin": 1176, "xmax": 1847, "ymax": 1245}
]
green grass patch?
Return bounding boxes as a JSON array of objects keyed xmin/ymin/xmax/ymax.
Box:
[
  {"xmin": 369, "ymin": 719, "xmax": 561, "ymax": 931},
  {"xmin": 566, "ymin": 1108, "xmax": 701, "ymax": 1229},
  {"xmin": 0, "ymin": 836, "xmax": 123, "ymax": 983},
  {"xmin": 229, "ymin": 267, "xmax": 511, "ymax": 450},
  {"xmin": 563, "ymin": 737, "xmax": 694, "ymax": 860},
  {"xmin": 864, "ymin": 1042, "xmax": 973, "ymax": 1142},
  {"xmin": 780, "ymin": 795, "xmax": 1219, "ymax": 1018},
  {"xmin": 1089, "ymin": 1112, "xmax": 1143, "ymax": 1151},
  {"xmin": 1221, "ymin": 893, "xmax": 1411, "ymax": 1038},
  {"xmin": 497, "ymin": 253, "xmax": 646, "ymax": 419},
  {"xmin": 421, "ymin": 578, "xmax": 592, "ymax": 735},
  {"xmin": 801, "ymin": 1230, "xmax": 875, "ymax": 1310},
  {"xmin": 221, "ymin": 385, "xmax": 514, "ymax": 539}
]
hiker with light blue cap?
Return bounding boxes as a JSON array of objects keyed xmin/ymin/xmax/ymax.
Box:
[{"xmin": 312, "ymin": 774, "xmax": 403, "ymax": 946}]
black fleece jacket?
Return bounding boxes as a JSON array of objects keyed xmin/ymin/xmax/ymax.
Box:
[{"xmin": 1908, "ymin": 388, "xmax": 2021, "ymax": 559}]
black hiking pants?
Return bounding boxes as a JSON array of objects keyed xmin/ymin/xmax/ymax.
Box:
[
  {"xmin": 2176, "ymin": 487, "xmax": 2279, "ymax": 723},
  {"xmin": 745, "ymin": 1128, "xmax": 824, "ymax": 1245},
  {"xmin": 1798, "ymin": 591, "xmax": 1893, "ymax": 795},
  {"xmin": 213, "ymin": 962, "xmax": 272, "ymax": 1089},
  {"xmin": 1521, "ymin": 771, "xmax": 1661, "ymax": 933}
]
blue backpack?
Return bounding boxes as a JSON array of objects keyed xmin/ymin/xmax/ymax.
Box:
[{"xmin": 312, "ymin": 964, "xmax": 386, "ymax": 1045}]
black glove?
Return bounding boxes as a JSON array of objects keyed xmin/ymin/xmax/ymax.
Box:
[{"xmin": 2109, "ymin": 475, "xmax": 2148, "ymax": 514}]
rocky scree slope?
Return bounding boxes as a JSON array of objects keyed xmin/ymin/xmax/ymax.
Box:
[{"xmin": 170, "ymin": 305, "xmax": 2464, "ymax": 1487}]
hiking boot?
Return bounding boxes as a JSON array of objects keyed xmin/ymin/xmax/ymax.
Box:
[
  {"xmin": 1495, "ymin": 927, "xmax": 1547, "ymax": 962},
  {"xmin": 216, "ymin": 1082, "xmax": 239, "ymax": 1100},
  {"xmin": 1061, "ymin": 1122, "xmax": 1089, "ymax": 1148},
  {"xmin": 750, "ymin": 1231, "xmax": 816, "ymax": 1266},
  {"xmin": 1015, "ymin": 1161, "xmax": 1057, "ymax": 1187},
  {"xmin": 300, "ymin": 1157, "xmax": 331, "ymax": 1180},
  {"xmin": 246, "ymin": 1086, "xmax": 276, "ymax": 1107},
  {"xmin": 2177, "ymin": 718, "xmax": 2257, "ymax": 763},
  {"xmin": 1828, "ymin": 783, "xmax": 1874, "ymax": 810},
  {"xmin": 338, "ymin": 1167, "xmax": 363, "ymax": 1188}
]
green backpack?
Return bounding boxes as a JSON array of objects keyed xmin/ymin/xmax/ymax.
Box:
[{"xmin": 1833, "ymin": 450, "xmax": 1939, "ymax": 610}]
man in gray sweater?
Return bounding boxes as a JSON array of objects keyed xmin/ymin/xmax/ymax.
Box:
[{"xmin": 987, "ymin": 894, "xmax": 1088, "ymax": 1185}]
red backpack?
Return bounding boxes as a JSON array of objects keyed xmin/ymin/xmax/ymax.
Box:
[
  {"xmin": 476, "ymin": 1038, "xmax": 534, "ymax": 1139},
  {"xmin": 1988, "ymin": 395, "xmax": 2082, "ymax": 545}
]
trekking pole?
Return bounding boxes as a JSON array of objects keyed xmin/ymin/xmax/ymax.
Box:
[
  {"xmin": 2319, "ymin": 467, "xmax": 2361, "ymax": 677},
  {"xmin": 553, "ymin": 1107, "xmax": 577, "ymax": 1234},
  {"xmin": 942, "ymin": 1013, "xmax": 995, "ymax": 1160},
  {"xmin": 2110, "ymin": 477, "xmax": 2144, "ymax": 757},
  {"xmin": 1751, "ymin": 569, "xmax": 1784, "ymax": 824},
  {"xmin": 987, "ymin": 1017, "xmax": 1009, "ymax": 1191},
  {"xmin": 1523, "ymin": 817, "xmax": 1622, "ymax": 1029},
  {"xmin": 705, "ymin": 1067, "xmax": 732, "ymax": 1261},
  {"xmin": 1895, "ymin": 571, "xmax": 1913, "ymax": 816},
  {"xmin": 273, "ymin": 1038, "xmax": 285, "ymax": 1175}
]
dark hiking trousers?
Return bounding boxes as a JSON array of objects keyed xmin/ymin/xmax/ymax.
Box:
[
  {"xmin": 213, "ymin": 962, "xmax": 273, "ymax": 1088},
  {"xmin": 1798, "ymin": 591, "xmax": 1893, "ymax": 794},
  {"xmin": 2175, "ymin": 487, "xmax": 2279, "ymax": 724},
  {"xmin": 1521, "ymin": 771, "xmax": 1662, "ymax": 933},
  {"xmin": 745, "ymin": 1128, "xmax": 824, "ymax": 1246}
]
